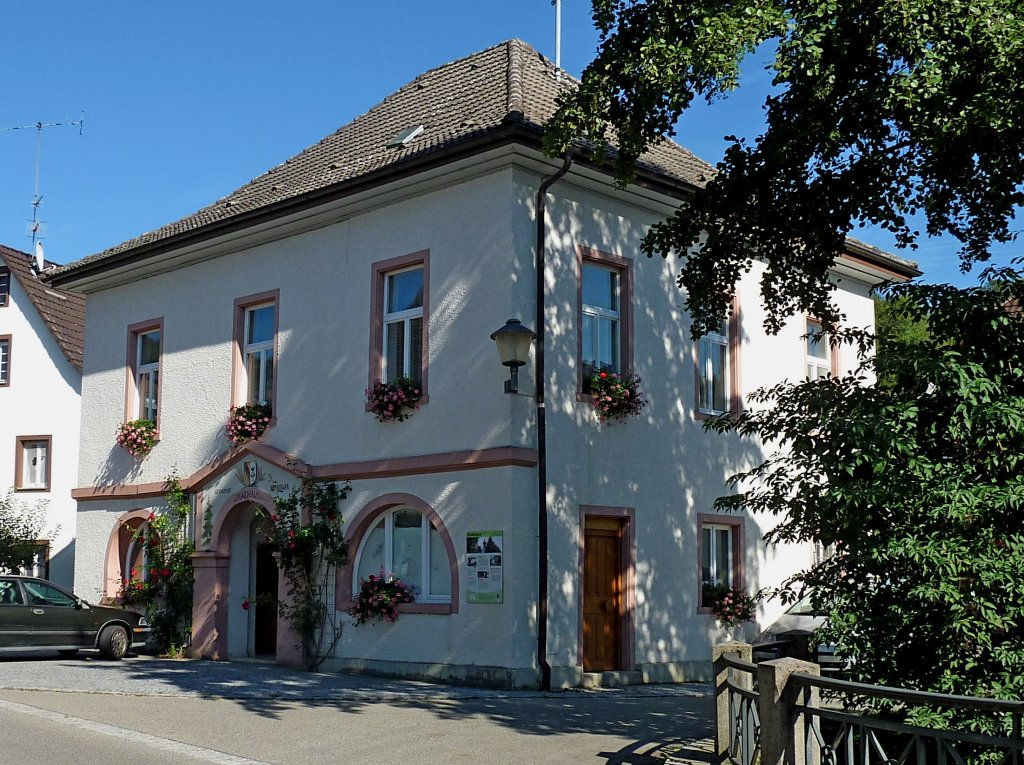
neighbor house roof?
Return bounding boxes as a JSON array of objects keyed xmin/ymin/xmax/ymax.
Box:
[
  {"xmin": 0, "ymin": 245, "xmax": 85, "ymax": 372},
  {"xmin": 51, "ymin": 39, "xmax": 715, "ymax": 284}
]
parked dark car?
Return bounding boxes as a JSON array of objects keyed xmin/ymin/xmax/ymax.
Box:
[
  {"xmin": 752, "ymin": 593, "xmax": 844, "ymax": 673},
  {"xmin": 0, "ymin": 575, "xmax": 150, "ymax": 660}
]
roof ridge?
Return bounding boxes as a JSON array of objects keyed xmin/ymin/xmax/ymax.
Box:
[{"xmin": 505, "ymin": 39, "xmax": 526, "ymax": 122}]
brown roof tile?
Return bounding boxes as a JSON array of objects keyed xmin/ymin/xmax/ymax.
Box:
[
  {"xmin": 53, "ymin": 40, "xmax": 715, "ymax": 280},
  {"xmin": 0, "ymin": 245, "xmax": 85, "ymax": 372}
]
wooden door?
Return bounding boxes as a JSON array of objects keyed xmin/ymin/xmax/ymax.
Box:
[{"xmin": 583, "ymin": 520, "xmax": 623, "ymax": 672}]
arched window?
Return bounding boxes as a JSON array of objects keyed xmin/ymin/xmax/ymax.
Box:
[
  {"xmin": 124, "ymin": 522, "xmax": 150, "ymax": 582},
  {"xmin": 352, "ymin": 508, "xmax": 451, "ymax": 603}
]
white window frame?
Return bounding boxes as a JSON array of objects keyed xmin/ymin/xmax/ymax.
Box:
[
  {"xmin": 23, "ymin": 442, "xmax": 46, "ymax": 488},
  {"xmin": 136, "ymin": 329, "xmax": 160, "ymax": 422},
  {"xmin": 0, "ymin": 337, "xmax": 9, "ymax": 385},
  {"xmin": 0, "ymin": 268, "xmax": 9, "ymax": 307},
  {"xmin": 352, "ymin": 508, "xmax": 450, "ymax": 604},
  {"xmin": 581, "ymin": 262, "xmax": 621, "ymax": 378},
  {"xmin": 382, "ymin": 266, "xmax": 424, "ymax": 384},
  {"xmin": 701, "ymin": 522, "xmax": 735, "ymax": 591},
  {"xmin": 806, "ymin": 319, "xmax": 831, "ymax": 380},
  {"xmin": 20, "ymin": 440, "xmax": 48, "ymax": 489},
  {"xmin": 698, "ymin": 322, "xmax": 730, "ymax": 415},
  {"xmin": 244, "ymin": 303, "xmax": 275, "ymax": 405}
]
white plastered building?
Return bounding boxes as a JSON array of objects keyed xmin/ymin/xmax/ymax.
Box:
[
  {"xmin": 0, "ymin": 244, "xmax": 84, "ymax": 588},
  {"xmin": 51, "ymin": 41, "xmax": 917, "ymax": 687}
]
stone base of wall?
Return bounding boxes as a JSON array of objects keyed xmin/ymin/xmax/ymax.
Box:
[
  {"xmin": 640, "ymin": 660, "xmax": 712, "ymax": 684},
  {"xmin": 316, "ymin": 657, "xmax": 713, "ymax": 690},
  {"xmin": 317, "ymin": 656, "xmax": 540, "ymax": 690}
]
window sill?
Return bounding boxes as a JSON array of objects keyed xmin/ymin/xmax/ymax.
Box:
[
  {"xmin": 363, "ymin": 395, "xmax": 430, "ymax": 413},
  {"xmin": 14, "ymin": 486, "xmax": 48, "ymax": 493},
  {"xmin": 694, "ymin": 409, "xmax": 723, "ymax": 422},
  {"xmin": 399, "ymin": 601, "xmax": 452, "ymax": 615},
  {"xmin": 697, "ymin": 606, "xmax": 714, "ymax": 615}
]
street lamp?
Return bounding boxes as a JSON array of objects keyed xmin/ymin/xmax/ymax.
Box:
[{"xmin": 490, "ymin": 318, "xmax": 535, "ymax": 394}]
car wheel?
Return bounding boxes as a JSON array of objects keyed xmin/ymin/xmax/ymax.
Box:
[
  {"xmin": 98, "ymin": 625, "xmax": 129, "ymax": 660},
  {"xmin": 58, "ymin": 649, "xmax": 79, "ymax": 658}
]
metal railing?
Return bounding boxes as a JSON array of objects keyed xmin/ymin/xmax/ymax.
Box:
[{"xmin": 713, "ymin": 642, "xmax": 1024, "ymax": 765}]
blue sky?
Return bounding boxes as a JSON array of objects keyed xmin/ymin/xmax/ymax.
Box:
[{"xmin": 0, "ymin": 1, "xmax": 1017, "ymax": 285}]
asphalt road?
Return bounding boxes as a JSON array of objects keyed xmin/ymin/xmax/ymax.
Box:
[{"xmin": 0, "ymin": 653, "xmax": 715, "ymax": 765}]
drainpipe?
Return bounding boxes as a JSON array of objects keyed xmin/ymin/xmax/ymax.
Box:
[{"xmin": 535, "ymin": 150, "xmax": 573, "ymax": 691}]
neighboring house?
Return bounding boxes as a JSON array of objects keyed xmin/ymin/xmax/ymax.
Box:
[
  {"xmin": 0, "ymin": 244, "xmax": 84, "ymax": 588},
  {"xmin": 51, "ymin": 40, "xmax": 917, "ymax": 687}
]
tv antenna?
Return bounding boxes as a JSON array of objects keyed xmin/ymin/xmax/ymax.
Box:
[{"xmin": 0, "ymin": 116, "xmax": 85, "ymax": 250}]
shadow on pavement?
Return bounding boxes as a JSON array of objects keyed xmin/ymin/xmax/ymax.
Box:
[{"xmin": 0, "ymin": 654, "xmax": 714, "ymax": 761}]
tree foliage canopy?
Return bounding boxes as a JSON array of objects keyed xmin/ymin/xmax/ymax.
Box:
[
  {"xmin": 707, "ymin": 269, "xmax": 1024, "ymax": 716},
  {"xmin": 546, "ymin": 0, "xmax": 1024, "ymax": 335},
  {"xmin": 0, "ymin": 491, "xmax": 51, "ymax": 574}
]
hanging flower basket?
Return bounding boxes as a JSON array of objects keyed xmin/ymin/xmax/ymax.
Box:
[
  {"xmin": 226, "ymin": 402, "xmax": 272, "ymax": 445},
  {"xmin": 116, "ymin": 419, "xmax": 159, "ymax": 458},
  {"xmin": 366, "ymin": 377, "xmax": 422, "ymax": 422},
  {"xmin": 590, "ymin": 371, "xmax": 648, "ymax": 423}
]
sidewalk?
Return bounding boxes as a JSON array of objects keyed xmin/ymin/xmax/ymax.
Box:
[
  {"xmin": 0, "ymin": 654, "xmax": 717, "ymax": 764},
  {"xmin": 0, "ymin": 653, "xmax": 712, "ymax": 702}
]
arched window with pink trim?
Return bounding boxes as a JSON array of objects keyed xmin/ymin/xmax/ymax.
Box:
[
  {"xmin": 340, "ymin": 493, "xmax": 459, "ymax": 615},
  {"xmin": 352, "ymin": 508, "xmax": 451, "ymax": 603}
]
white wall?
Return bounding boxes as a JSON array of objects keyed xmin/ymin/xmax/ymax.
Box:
[
  {"xmin": 73, "ymin": 157, "xmax": 883, "ymax": 681},
  {"xmin": 77, "ymin": 170, "xmax": 531, "ymax": 491},
  {"xmin": 0, "ymin": 274, "xmax": 81, "ymax": 588}
]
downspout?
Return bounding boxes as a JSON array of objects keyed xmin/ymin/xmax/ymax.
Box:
[{"xmin": 535, "ymin": 150, "xmax": 573, "ymax": 691}]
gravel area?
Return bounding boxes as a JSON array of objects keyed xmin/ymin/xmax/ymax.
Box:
[{"xmin": 0, "ymin": 653, "xmax": 712, "ymax": 702}]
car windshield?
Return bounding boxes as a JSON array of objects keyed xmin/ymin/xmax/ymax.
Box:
[{"xmin": 786, "ymin": 594, "xmax": 823, "ymax": 616}]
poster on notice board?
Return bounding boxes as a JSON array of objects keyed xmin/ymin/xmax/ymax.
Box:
[{"xmin": 465, "ymin": 530, "xmax": 503, "ymax": 604}]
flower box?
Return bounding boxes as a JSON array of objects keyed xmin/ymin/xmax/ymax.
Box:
[
  {"xmin": 226, "ymin": 402, "xmax": 272, "ymax": 445},
  {"xmin": 116, "ymin": 419, "xmax": 159, "ymax": 458},
  {"xmin": 366, "ymin": 377, "xmax": 422, "ymax": 422}
]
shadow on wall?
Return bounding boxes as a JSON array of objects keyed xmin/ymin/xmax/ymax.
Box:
[
  {"xmin": 48, "ymin": 539, "xmax": 75, "ymax": 589},
  {"xmin": 534, "ymin": 195, "xmax": 770, "ymax": 664}
]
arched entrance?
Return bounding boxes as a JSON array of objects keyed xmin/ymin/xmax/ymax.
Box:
[
  {"xmin": 192, "ymin": 487, "xmax": 300, "ymax": 663},
  {"xmin": 223, "ymin": 502, "xmax": 278, "ymax": 659}
]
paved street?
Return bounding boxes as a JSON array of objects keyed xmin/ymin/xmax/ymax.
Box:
[{"xmin": 0, "ymin": 653, "xmax": 714, "ymax": 765}]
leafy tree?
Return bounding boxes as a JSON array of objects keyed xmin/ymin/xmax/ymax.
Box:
[
  {"xmin": 119, "ymin": 476, "xmax": 194, "ymax": 653},
  {"xmin": 706, "ymin": 268, "xmax": 1024, "ymax": 729},
  {"xmin": 545, "ymin": 0, "xmax": 1024, "ymax": 336},
  {"xmin": 874, "ymin": 293, "xmax": 931, "ymax": 387},
  {"xmin": 0, "ymin": 491, "xmax": 52, "ymax": 573},
  {"xmin": 264, "ymin": 478, "xmax": 350, "ymax": 670}
]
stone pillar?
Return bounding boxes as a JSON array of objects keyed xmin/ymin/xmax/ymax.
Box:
[
  {"xmin": 712, "ymin": 641, "xmax": 753, "ymax": 762},
  {"xmin": 757, "ymin": 657, "xmax": 821, "ymax": 765},
  {"xmin": 274, "ymin": 555, "xmax": 305, "ymax": 669},
  {"xmin": 190, "ymin": 552, "xmax": 229, "ymax": 660}
]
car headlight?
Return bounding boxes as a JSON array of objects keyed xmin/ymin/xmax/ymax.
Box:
[{"xmin": 137, "ymin": 616, "xmax": 150, "ymax": 627}]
